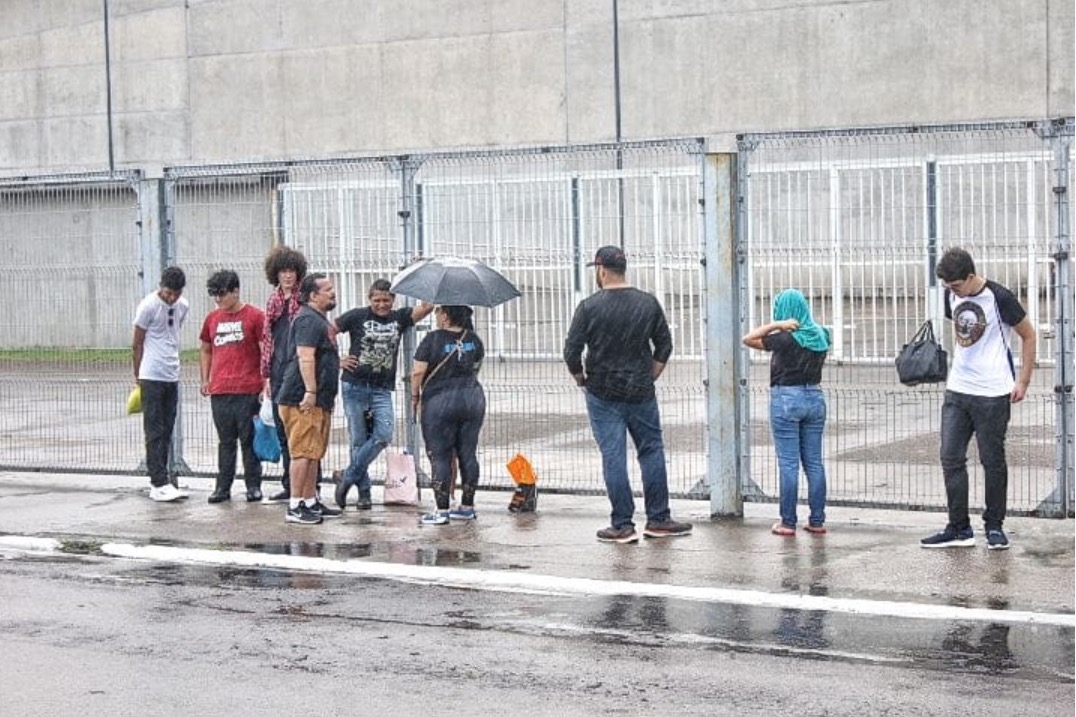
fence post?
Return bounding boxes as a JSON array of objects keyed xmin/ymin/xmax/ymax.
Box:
[
  {"xmin": 703, "ymin": 153, "xmax": 743, "ymax": 516},
  {"xmin": 1048, "ymin": 121, "xmax": 1074, "ymax": 517},
  {"xmin": 397, "ymin": 157, "xmax": 425, "ymax": 471}
]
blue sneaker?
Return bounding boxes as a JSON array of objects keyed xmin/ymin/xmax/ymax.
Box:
[
  {"xmin": 420, "ymin": 511, "xmax": 449, "ymax": 526},
  {"xmin": 986, "ymin": 527, "xmax": 1010, "ymax": 551},
  {"xmin": 920, "ymin": 525, "xmax": 975, "ymax": 548},
  {"xmin": 448, "ymin": 506, "xmax": 477, "ymax": 521}
]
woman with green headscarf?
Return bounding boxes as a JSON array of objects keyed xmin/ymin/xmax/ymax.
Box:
[{"xmin": 742, "ymin": 289, "xmax": 831, "ymax": 537}]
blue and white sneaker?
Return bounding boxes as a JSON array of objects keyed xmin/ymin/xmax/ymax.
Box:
[
  {"xmin": 986, "ymin": 527, "xmax": 1010, "ymax": 551},
  {"xmin": 448, "ymin": 506, "xmax": 477, "ymax": 521},
  {"xmin": 920, "ymin": 524, "xmax": 975, "ymax": 548},
  {"xmin": 420, "ymin": 511, "xmax": 449, "ymax": 526}
]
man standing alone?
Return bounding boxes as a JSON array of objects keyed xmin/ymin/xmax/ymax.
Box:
[
  {"xmin": 199, "ymin": 270, "xmax": 266, "ymax": 504},
  {"xmin": 276, "ymin": 273, "xmax": 343, "ymax": 524},
  {"xmin": 564, "ymin": 245, "xmax": 692, "ymax": 543},
  {"xmin": 133, "ymin": 266, "xmax": 189, "ymax": 502}
]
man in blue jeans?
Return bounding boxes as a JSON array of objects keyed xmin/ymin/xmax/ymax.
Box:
[
  {"xmin": 921, "ymin": 248, "xmax": 1036, "ymax": 551},
  {"xmin": 564, "ymin": 245, "xmax": 692, "ymax": 544},
  {"xmin": 333, "ymin": 279, "xmax": 433, "ymax": 510}
]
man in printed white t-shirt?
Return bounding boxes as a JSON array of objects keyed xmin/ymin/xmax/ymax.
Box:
[
  {"xmin": 132, "ymin": 266, "xmax": 190, "ymax": 502},
  {"xmin": 921, "ymin": 248, "xmax": 1036, "ymax": 551}
]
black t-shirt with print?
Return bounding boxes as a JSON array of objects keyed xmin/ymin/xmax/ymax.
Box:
[
  {"xmin": 278, "ymin": 306, "xmax": 340, "ymax": 409},
  {"xmin": 761, "ymin": 331, "xmax": 827, "ymax": 386},
  {"xmin": 335, "ymin": 306, "xmax": 416, "ymax": 389},
  {"xmin": 414, "ymin": 329, "xmax": 484, "ymax": 400}
]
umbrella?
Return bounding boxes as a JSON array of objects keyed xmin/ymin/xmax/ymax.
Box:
[{"xmin": 390, "ymin": 257, "xmax": 521, "ymax": 308}]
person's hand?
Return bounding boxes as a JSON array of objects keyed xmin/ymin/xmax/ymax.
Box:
[
  {"xmin": 1010, "ymin": 380, "xmax": 1029, "ymax": 403},
  {"xmin": 341, "ymin": 354, "xmax": 359, "ymax": 372},
  {"xmin": 300, "ymin": 392, "xmax": 315, "ymax": 413},
  {"xmin": 778, "ymin": 319, "xmax": 800, "ymax": 332},
  {"xmin": 200, "ymin": 381, "xmax": 211, "ymax": 397}
]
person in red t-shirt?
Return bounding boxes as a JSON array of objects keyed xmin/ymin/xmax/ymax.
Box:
[{"xmin": 199, "ymin": 270, "xmax": 267, "ymax": 503}]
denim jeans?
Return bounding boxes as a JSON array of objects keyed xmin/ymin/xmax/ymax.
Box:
[
  {"xmin": 140, "ymin": 379, "xmax": 178, "ymax": 488},
  {"xmin": 585, "ymin": 392, "xmax": 670, "ymax": 529},
  {"xmin": 210, "ymin": 393, "xmax": 262, "ymax": 489},
  {"xmin": 770, "ymin": 385, "xmax": 827, "ymax": 528},
  {"xmin": 341, "ymin": 381, "xmax": 395, "ymax": 492},
  {"xmin": 940, "ymin": 390, "xmax": 1011, "ymax": 530}
]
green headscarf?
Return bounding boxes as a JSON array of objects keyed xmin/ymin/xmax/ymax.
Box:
[{"xmin": 772, "ymin": 289, "xmax": 831, "ymax": 353}]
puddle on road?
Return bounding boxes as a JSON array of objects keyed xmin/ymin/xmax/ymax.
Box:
[{"xmin": 241, "ymin": 542, "xmax": 482, "ymax": 567}]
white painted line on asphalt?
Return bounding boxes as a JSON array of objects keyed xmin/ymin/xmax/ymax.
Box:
[
  {"xmin": 94, "ymin": 541, "xmax": 1076, "ymax": 629},
  {"xmin": 0, "ymin": 536, "xmax": 61, "ymax": 552}
]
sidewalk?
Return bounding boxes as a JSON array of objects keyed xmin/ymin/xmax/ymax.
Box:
[{"xmin": 0, "ymin": 471, "xmax": 1072, "ymax": 619}]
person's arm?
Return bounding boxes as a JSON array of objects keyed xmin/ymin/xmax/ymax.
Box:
[
  {"xmin": 563, "ymin": 306, "xmax": 587, "ymax": 387},
  {"xmin": 132, "ymin": 326, "xmax": 146, "ymax": 382},
  {"xmin": 297, "ymin": 346, "xmax": 318, "ymax": 411},
  {"xmin": 1010, "ymin": 317, "xmax": 1036, "ymax": 403},
  {"xmin": 410, "ymin": 301, "xmax": 435, "ymax": 324},
  {"xmin": 199, "ymin": 340, "xmax": 213, "ymax": 396},
  {"xmin": 410, "ymin": 360, "xmax": 429, "ymax": 413},
  {"xmin": 742, "ymin": 319, "xmax": 798, "ymax": 350},
  {"xmin": 651, "ymin": 360, "xmax": 666, "ymax": 381}
]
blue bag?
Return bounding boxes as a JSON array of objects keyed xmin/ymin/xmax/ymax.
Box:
[{"xmin": 252, "ymin": 416, "xmax": 282, "ymax": 463}]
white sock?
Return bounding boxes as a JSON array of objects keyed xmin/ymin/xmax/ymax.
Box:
[{"xmin": 289, "ymin": 498, "xmax": 301, "ymax": 510}]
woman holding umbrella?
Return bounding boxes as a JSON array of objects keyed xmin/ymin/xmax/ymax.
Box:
[{"xmin": 410, "ymin": 305, "xmax": 486, "ymax": 524}]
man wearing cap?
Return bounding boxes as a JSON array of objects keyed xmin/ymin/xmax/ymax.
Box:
[{"xmin": 564, "ymin": 245, "xmax": 693, "ymax": 543}]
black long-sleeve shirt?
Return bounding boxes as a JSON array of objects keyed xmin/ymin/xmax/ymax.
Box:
[{"xmin": 563, "ymin": 287, "xmax": 673, "ymax": 403}]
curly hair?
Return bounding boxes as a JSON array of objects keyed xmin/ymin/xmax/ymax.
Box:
[{"xmin": 263, "ymin": 245, "xmax": 308, "ymax": 286}]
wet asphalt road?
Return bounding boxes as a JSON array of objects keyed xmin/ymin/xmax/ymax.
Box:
[{"xmin": 2, "ymin": 550, "xmax": 1072, "ymax": 717}]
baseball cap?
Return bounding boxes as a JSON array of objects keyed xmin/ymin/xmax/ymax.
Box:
[{"xmin": 586, "ymin": 245, "xmax": 627, "ymax": 271}]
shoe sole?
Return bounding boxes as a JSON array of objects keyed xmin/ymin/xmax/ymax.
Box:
[
  {"xmin": 149, "ymin": 493, "xmax": 188, "ymax": 502},
  {"xmin": 448, "ymin": 514, "xmax": 477, "ymax": 521},
  {"xmin": 986, "ymin": 543, "xmax": 1010, "ymax": 551},
  {"xmin": 421, "ymin": 520, "xmax": 449, "ymax": 526},
  {"xmin": 643, "ymin": 530, "xmax": 692, "ymax": 538},
  {"xmin": 597, "ymin": 534, "xmax": 639, "ymax": 544},
  {"xmin": 285, "ymin": 514, "xmax": 322, "ymax": 525},
  {"xmin": 920, "ymin": 538, "xmax": 976, "ymax": 548}
]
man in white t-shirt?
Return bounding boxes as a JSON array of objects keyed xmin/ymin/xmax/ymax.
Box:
[
  {"xmin": 133, "ymin": 266, "xmax": 190, "ymax": 502},
  {"xmin": 921, "ymin": 248, "xmax": 1036, "ymax": 551}
]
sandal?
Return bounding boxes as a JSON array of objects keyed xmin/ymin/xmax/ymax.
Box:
[
  {"xmin": 771, "ymin": 522, "xmax": 796, "ymax": 536},
  {"xmin": 804, "ymin": 524, "xmax": 827, "ymax": 535}
]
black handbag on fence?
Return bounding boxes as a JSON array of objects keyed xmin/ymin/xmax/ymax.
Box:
[{"xmin": 895, "ymin": 320, "xmax": 949, "ymax": 386}]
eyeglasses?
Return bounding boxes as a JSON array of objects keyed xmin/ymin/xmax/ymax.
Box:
[{"xmin": 167, "ymin": 307, "xmax": 174, "ymax": 326}]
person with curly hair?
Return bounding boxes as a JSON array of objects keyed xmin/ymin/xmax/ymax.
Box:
[{"xmin": 260, "ymin": 245, "xmax": 308, "ymax": 502}]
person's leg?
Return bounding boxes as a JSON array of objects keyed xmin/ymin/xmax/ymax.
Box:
[
  {"xmin": 624, "ymin": 397, "xmax": 670, "ymax": 525},
  {"xmin": 141, "ymin": 380, "xmax": 171, "ymax": 488},
  {"xmin": 160, "ymin": 382, "xmax": 180, "ymax": 485},
  {"xmin": 210, "ymin": 395, "xmax": 238, "ymax": 495},
  {"xmin": 586, "ymin": 392, "xmax": 634, "ymax": 529},
  {"xmin": 272, "ymin": 402, "xmax": 290, "ymax": 495},
  {"xmin": 972, "ymin": 394, "xmax": 1012, "ymax": 529},
  {"xmin": 770, "ymin": 386, "xmax": 803, "ymax": 529},
  {"xmin": 352, "ymin": 387, "xmax": 395, "ymax": 496},
  {"xmin": 455, "ymin": 386, "xmax": 487, "ymax": 508},
  {"xmin": 800, "ymin": 387, "xmax": 828, "ymax": 528},
  {"xmin": 236, "ymin": 394, "xmax": 262, "ymax": 496},
  {"xmin": 940, "ymin": 391, "xmax": 976, "ymax": 530},
  {"xmin": 420, "ymin": 393, "xmax": 455, "ymax": 511},
  {"xmin": 340, "ymin": 382, "xmax": 368, "ymax": 493}
]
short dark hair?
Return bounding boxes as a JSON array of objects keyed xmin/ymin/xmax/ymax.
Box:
[
  {"xmin": 206, "ymin": 269, "xmax": 240, "ymax": 295},
  {"xmin": 935, "ymin": 248, "xmax": 976, "ymax": 283},
  {"xmin": 300, "ymin": 272, "xmax": 328, "ymax": 303},
  {"xmin": 368, "ymin": 278, "xmax": 394, "ymax": 297},
  {"xmin": 160, "ymin": 266, "xmax": 186, "ymax": 291},
  {"xmin": 263, "ymin": 245, "xmax": 308, "ymax": 286}
]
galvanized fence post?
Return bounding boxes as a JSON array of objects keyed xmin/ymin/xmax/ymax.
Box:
[{"xmin": 1048, "ymin": 120, "xmax": 1073, "ymax": 517}]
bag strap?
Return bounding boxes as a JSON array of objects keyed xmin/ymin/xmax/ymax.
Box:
[
  {"xmin": 421, "ymin": 330, "xmax": 467, "ymax": 390},
  {"xmin": 914, "ymin": 320, "xmax": 934, "ymax": 343}
]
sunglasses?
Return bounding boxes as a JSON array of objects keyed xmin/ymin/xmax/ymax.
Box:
[{"xmin": 208, "ymin": 289, "xmax": 229, "ymax": 298}]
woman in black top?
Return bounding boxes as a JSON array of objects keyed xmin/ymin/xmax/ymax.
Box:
[
  {"xmin": 743, "ymin": 289, "xmax": 831, "ymax": 536},
  {"xmin": 411, "ymin": 305, "xmax": 486, "ymax": 525}
]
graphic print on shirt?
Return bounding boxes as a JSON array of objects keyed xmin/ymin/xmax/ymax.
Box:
[
  {"xmin": 952, "ymin": 301, "xmax": 987, "ymax": 348},
  {"xmin": 358, "ymin": 319, "xmax": 401, "ymax": 373},
  {"xmin": 213, "ymin": 320, "xmax": 245, "ymax": 347}
]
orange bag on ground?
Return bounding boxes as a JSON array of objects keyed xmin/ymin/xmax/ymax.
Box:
[{"xmin": 506, "ymin": 453, "xmax": 537, "ymax": 513}]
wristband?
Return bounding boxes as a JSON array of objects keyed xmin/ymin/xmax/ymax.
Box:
[{"xmin": 305, "ymin": 390, "xmax": 315, "ymax": 394}]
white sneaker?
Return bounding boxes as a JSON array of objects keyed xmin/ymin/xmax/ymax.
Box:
[{"xmin": 149, "ymin": 484, "xmax": 186, "ymax": 502}]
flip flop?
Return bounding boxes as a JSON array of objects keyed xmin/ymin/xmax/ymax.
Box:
[{"xmin": 771, "ymin": 522, "xmax": 796, "ymax": 536}]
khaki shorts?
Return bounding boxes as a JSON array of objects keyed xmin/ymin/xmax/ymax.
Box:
[{"xmin": 279, "ymin": 405, "xmax": 332, "ymax": 460}]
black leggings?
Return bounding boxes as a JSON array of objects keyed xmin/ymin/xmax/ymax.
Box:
[{"xmin": 420, "ymin": 384, "xmax": 486, "ymax": 510}]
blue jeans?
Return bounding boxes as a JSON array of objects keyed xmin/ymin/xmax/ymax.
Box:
[
  {"xmin": 341, "ymin": 381, "xmax": 395, "ymax": 492},
  {"xmin": 940, "ymin": 390, "xmax": 1011, "ymax": 530},
  {"xmin": 770, "ymin": 385, "xmax": 827, "ymax": 528},
  {"xmin": 585, "ymin": 392, "xmax": 671, "ymax": 529}
]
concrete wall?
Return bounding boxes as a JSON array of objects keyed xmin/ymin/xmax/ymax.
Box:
[{"xmin": 0, "ymin": 0, "xmax": 1072, "ymax": 175}]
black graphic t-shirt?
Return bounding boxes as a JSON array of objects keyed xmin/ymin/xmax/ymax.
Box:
[
  {"xmin": 335, "ymin": 306, "xmax": 416, "ymax": 389},
  {"xmin": 414, "ymin": 329, "xmax": 484, "ymax": 400},
  {"xmin": 278, "ymin": 307, "xmax": 340, "ymax": 410}
]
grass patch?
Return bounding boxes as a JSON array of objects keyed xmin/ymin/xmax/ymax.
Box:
[
  {"xmin": 58, "ymin": 538, "xmax": 104, "ymax": 555},
  {"xmin": 0, "ymin": 348, "xmax": 200, "ymax": 363}
]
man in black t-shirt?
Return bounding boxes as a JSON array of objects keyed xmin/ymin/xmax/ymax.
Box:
[{"xmin": 333, "ymin": 279, "xmax": 433, "ymax": 510}]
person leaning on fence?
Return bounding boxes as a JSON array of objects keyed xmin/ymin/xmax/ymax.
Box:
[
  {"xmin": 199, "ymin": 269, "xmax": 266, "ymax": 504},
  {"xmin": 411, "ymin": 305, "xmax": 486, "ymax": 525},
  {"xmin": 920, "ymin": 247, "xmax": 1036, "ymax": 551},
  {"xmin": 260, "ymin": 245, "xmax": 308, "ymax": 503},
  {"xmin": 275, "ymin": 273, "xmax": 344, "ymax": 525},
  {"xmin": 333, "ymin": 279, "xmax": 434, "ymax": 511},
  {"xmin": 563, "ymin": 245, "xmax": 692, "ymax": 544},
  {"xmin": 742, "ymin": 289, "xmax": 831, "ymax": 537},
  {"xmin": 132, "ymin": 266, "xmax": 190, "ymax": 503}
]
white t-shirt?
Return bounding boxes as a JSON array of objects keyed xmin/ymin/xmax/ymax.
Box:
[
  {"xmin": 134, "ymin": 292, "xmax": 189, "ymax": 382},
  {"xmin": 944, "ymin": 280, "xmax": 1026, "ymax": 397}
]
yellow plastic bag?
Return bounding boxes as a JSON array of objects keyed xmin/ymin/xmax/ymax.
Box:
[{"xmin": 126, "ymin": 386, "xmax": 142, "ymax": 415}]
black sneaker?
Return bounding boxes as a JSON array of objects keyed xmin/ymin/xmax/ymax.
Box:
[
  {"xmin": 356, "ymin": 490, "xmax": 373, "ymax": 511},
  {"xmin": 334, "ymin": 479, "xmax": 351, "ymax": 510},
  {"xmin": 207, "ymin": 489, "xmax": 231, "ymax": 504},
  {"xmin": 245, "ymin": 486, "xmax": 263, "ymax": 502},
  {"xmin": 986, "ymin": 527, "xmax": 1010, "ymax": 551},
  {"xmin": 285, "ymin": 504, "xmax": 322, "ymax": 525},
  {"xmin": 643, "ymin": 519, "xmax": 693, "ymax": 538},
  {"xmin": 596, "ymin": 525, "xmax": 639, "ymax": 544},
  {"xmin": 311, "ymin": 500, "xmax": 342, "ymax": 519},
  {"xmin": 267, "ymin": 489, "xmax": 290, "ymax": 503},
  {"xmin": 920, "ymin": 525, "xmax": 975, "ymax": 548}
]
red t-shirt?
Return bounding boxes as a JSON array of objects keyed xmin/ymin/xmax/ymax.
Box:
[{"xmin": 199, "ymin": 304, "xmax": 266, "ymax": 395}]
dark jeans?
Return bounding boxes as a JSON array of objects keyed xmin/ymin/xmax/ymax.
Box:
[
  {"xmin": 420, "ymin": 384, "xmax": 486, "ymax": 510},
  {"xmin": 940, "ymin": 390, "xmax": 1012, "ymax": 530},
  {"xmin": 140, "ymin": 379, "xmax": 178, "ymax": 488},
  {"xmin": 211, "ymin": 393, "xmax": 262, "ymax": 489},
  {"xmin": 585, "ymin": 392, "xmax": 671, "ymax": 530},
  {"xmin": 272, "ymin": 402, "xmax": 291, "ymax": 491}
]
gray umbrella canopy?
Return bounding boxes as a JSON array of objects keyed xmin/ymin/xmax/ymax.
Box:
[{"xmin": 390, "ymin": 257, "xmax": 521, "ymax": 308}]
